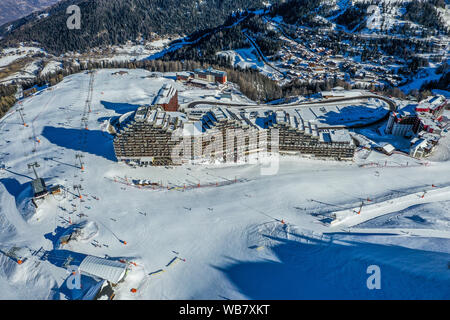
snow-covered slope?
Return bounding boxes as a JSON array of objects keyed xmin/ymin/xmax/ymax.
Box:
[{"xmin": 0, "ymin": 69, "xmax": 449, "ymax": 299}]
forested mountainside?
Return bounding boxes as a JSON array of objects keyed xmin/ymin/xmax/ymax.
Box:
[
  {"xmin": 0, "ymin": 0, "xmax": 448, "ymax": 105},
  {"xmin": 0, "ymin": 0, "xmax": 276, "ymax": 54},
  {"xmin": 163, "ymin": 0, "xmax": 449, "ymax": 64},
  {"xmin": 1, "ymin": 0, "xmax": 448, "ymax": 55}
]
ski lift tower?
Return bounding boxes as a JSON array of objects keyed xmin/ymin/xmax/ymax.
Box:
[
  {"xmin": 18, "ymin": 107, "xmax": 27, "ymax": 127},
  {"xmin": 75, "ymin": 154, "xmax": 85, "ymax": 170},
  {"xmin": 81, "ymin": 116, "xmax": 88, "ymax": 130},
  {"xmin": 73, "ymin": 184, "xmax": 83, "ymax": 199}
]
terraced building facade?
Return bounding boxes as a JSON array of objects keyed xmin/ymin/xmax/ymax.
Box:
[{"xmin": 112, "ymin": 106, "xmax": 356, "ymax": 166}]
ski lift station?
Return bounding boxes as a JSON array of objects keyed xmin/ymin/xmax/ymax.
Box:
[
  {"xmin": 79, "ymin": 255, "xmax": 128, "ymax": 285},
  {"xmin": 31, "ymin": 178, "xmax": 48, "ymax": 199}
]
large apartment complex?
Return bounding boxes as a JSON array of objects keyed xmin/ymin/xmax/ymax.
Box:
[{"xmin": 112, "ymin": 106, "xmax": 355, "ymax": 166}]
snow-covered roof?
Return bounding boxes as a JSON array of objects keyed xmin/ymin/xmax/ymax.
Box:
[
  {"xmin": 117, "ymin": 106, "xmax": 184, "ymax": 132},
  {"xmin": 319, "ymin": 129, "xmax": 353, "ymax": 144},
  {"xmin": 410, "ymin": 138, "xmax": 429, "ymax": 150},
  {"xmin": 419, "ymin": 131, "xmax": 441, "ymax": 142},
  {"xmin": 153, "ymin": 83, "xmax": 177, "ymax": 105},
  {"xmin": 194, "ymin": 67, "xmax": 227, "ymax": 76},
  {"xmin": 381, "ymin": 143, "xmax": 395, "ymax": 154},
  {"xmin": 182, "ymin": 121, "xmax": 203, "ymax": 136},
  {"xmin": 393, "ymin": 104, "xmax": 417, "ymax": 118},
  {"xmin": 118, "ymin": 111, "xmax": 134, "ymax": 125},
  {"xmin": 419, "ymin": 95, "xmax": 446, "ymax": 111},
  {"xmin": 320, "ymin": 91, "xmax": 346, "ymax": 97},
  {"xmin": 177, "ymin": 71, "xmax": 192, "ymax": 77},
  {"xmin": 134, "ymin": 106, "xmax": 148, "ymax": 121},
  {"xmin": 79, "ymin": 256, "xmax": 127, "ymax": 284}
]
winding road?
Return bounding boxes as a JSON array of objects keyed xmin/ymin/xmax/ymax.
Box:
[
  {"xmin": 242, "ymin": 32, "xmax": 285, "ymax": 78},
  {"xmin": 186, "ymin": 94, "xmax": 395, "ymax": 110},
  {"xmin": 184, "ymin": 94, "xmax": 396, "ymax": 129}
]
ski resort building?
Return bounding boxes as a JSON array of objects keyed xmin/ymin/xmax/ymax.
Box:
[
  {"xmin": 31, "ymin": 178, "xmax": 48, "ymax": 199},
  {"xmin": 79, "ymin": 255, "xmax": 128, "ymax": 285},
  {"xmin": 272, "ymin": 110, "xmax": 355, "ymax": 159},
  {"xmin": 409, "ymin": 138, "xmax": 434, "ymax": 158},
  {"xmin": 193, "ymin": 67, "xmax": 227, "ymax": 84},
  {"xmin": 113, "ymin": 106, "xmax": 184, "ymax": 166},
  {"xmin": 416, "ymin": 95, "xmax": 446, "ymax": 119},
  {"xmin": 82, "ymin": 280, "xmax": 116, "ymax": 300},
  {"xmin": 374, "ymin": 142, "xmax": 396, "ymax": 155},
  {"xmin": 384, "ymin": 96, "xmax": 447, "ymax": 158},
  {"xmin": 385, "ymin": 104, "xmax": 423, "ymax": 137},
  {"xmin": 176, "ymin": 72, "xmax": 193, "ymax": 81},
  {"xmin": 152, "ymin": 84, "xmax": 178, "ymax": 112},
  {"xmin": 320, "ymin": 87, "xmax": 346, "ymax": 99},
  {"xmin": 386, "ymin": 97, "xmax": 447, "ymax": 136},
  {"xmin": 112, "ymin": 106, "xmax": 355, "ymax": 166}
]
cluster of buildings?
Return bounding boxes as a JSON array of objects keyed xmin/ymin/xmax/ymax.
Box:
[
  {"xmin": 280, "ymin": 48, "xmax": 392, "ymax": 88},
  {"xmin": 278, "ymin": 41, "xmax": 344, "ymax": 83},
  {"xmin": 176, "ymin": 67, "xmax": 227, "ymax": 88},
  {"xmin": 109, "ymin": 64, "xmax": 446, "ymax": 166},
  {"xmin": 384, "ymin": 95, "xmax": 448, "ymax": 158},
  {"xmin": 266, "ymin": 24, "xmax": 426, "ymax": 88},
  {"xmin": 279, "ymin": 43, "xmax": 403, "ymax": 88},
  {"xmin": 111, "ymin": 102, "xmax": 355, "ymax": 166}
]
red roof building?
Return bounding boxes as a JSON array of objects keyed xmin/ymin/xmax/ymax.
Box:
[
  {"xmin": 193, "ymin": 67, "xmax": 227, "ymax": 84},
  {"xmin": 152, "ymin": 84, "xmax": 178, "ymax": 112},
  {"xmin": 416, "ymin": 95, "xmax": 447, "ymax": 118}
]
